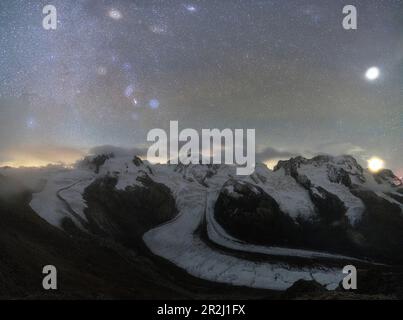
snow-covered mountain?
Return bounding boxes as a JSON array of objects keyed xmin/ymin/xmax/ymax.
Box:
[{"xmin": 1, "ymin": 152, "xmax": 402, "ymax": 293}]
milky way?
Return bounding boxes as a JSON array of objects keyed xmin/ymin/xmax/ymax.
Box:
[{"xmin": 0, "ymin": 0, "xmax": 402, "ymax": 174}]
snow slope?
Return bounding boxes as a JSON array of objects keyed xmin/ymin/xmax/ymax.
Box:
[
  {"xmin": 144, "ymin": 167, "xmax": 345, "ymax": 290},
  {"xmin": 3, "ymin": 152, "xmax": 400, "ymax": 291}
]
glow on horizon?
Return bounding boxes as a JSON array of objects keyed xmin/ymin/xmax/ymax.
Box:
[
  {"xmin": 367, "ymin": 157, "xmax": 385, "ymax": 173},
  {"xmin": 0, "ymin": 146, "xmax": 86, "ymax": 168},
  {"xmin": 0, "ymin": 158, "xmax": 79, "ymax": 168}
]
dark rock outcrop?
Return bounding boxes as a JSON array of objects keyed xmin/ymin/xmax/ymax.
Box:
[
  {"xmin": 0, "ymin": 175, "xmax": 184, "ymax": 299},
  {"xmin": 79, "ymin": 153, "xmax": 114, "ymax": 173},
  {"xmin": 373, "ymin": 169, "xmax": 402, "ymax": 187},
  {"xmin": 282, "ymin": 280, "xmax": 327, "ymax": 299},
  {"xmin": 308, "ymin": 186, "xmax": 347, "ymax": 224},
  {"xmin": 214, "ymin": 180, "xmax": 299, "ymax": 246},
  {"xmin": 132, "ymin": 156, "xmax": 143, "ymax": 167},
  {"xmin": 83, "ymin": 173, "xmax": 178, "ymax": 247},
  {"xmin": 352, "ymin": 187, "xmax": 403, "ymax": 263}
]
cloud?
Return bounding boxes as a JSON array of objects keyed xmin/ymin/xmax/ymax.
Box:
[
  {"xmin": 0, "ymin": 144, "xmax": 148, "ymax": 168},
  {"xmin": 0, "ymin": 145, "xmax": 86, "ymax": 167},
  {"xmin": 314, "ymin": 142, "xmax": 366, "ymax": 157},
  {"xmin": 88, "ymin": 145, "xmax": 148, "ymax": 158},
  {"xmin": 256, "ymin": 147, "xmax": 298, "ymax": 163},
  {"xmin": 254, "ymin": 147, "xmax": 299, "ymax": 169}
]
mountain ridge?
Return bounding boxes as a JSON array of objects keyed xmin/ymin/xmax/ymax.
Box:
[{"xmin": 1, "ymin": 152, "xmax": 402, "ymax": 296}]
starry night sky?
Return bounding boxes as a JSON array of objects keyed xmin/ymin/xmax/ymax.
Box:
[{"xmin": 0, "ymin": 0, "xmax": 402, "ymax": 174}]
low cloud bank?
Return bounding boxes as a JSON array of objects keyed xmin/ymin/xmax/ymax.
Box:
[{"xmin": 0, "ymin": 145, "xmax": 86, "ymax": 167}]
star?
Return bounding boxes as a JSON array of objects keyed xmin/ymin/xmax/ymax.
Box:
[
  {"xmin": 185, "ymin": 4, "xmax": 197, "ymax": 13},
  {"xmin": 150, "ymin": 25, "xmax": 167, "ymax": 34},
  {"xmin": 124, "ymin": 85, "xmax": 134, "ymax": 97},
  {"xmin": 96, "ymin": 66, "xmax": 107, "ymax": 76},
  {"xmin": 0, "ymin": 1, "xmax": 401, "ymax": 175},
  {"xmin": 108, "ymin": 9, "xmax": 122, "ymax": 20},
  {"xmin": 149, "ymin": 99, "xmax": 160, "ymax": 109},
  {"xmin": 26, "ymin": 117, "xmax": 37, "ymax": 129}
]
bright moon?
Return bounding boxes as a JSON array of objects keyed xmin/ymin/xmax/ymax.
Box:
[
  {"xmin": 368, "ymin": 157, "xmax": 384, "ymax": 173},
  {"xmin": 365, "ymin": 67, "xmax": 380, "ymax": 81}
]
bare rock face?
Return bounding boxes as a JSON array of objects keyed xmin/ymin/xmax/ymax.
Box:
[
  {"xmin": 373, "ymin": 169, "xmax": 402, "ymax": 187},
  {"xmin": 213, "ymin": 178, "xmax": 356, "ymax": 255},
  {"xmin": 275, "ymin": 155, "xmax": 366, "ymax": 185},
  {"xmin": 308, "ymin": 186, "xmax": 347, "ymax": 224},
  {"xmin": 132, "ymin": 155, "xmax": 143, "ymax": 167},
  {"xmin": 351, "ymin": 187, "xmax": 403, "ymax": 263},
  {"xmin": 82, "ymin": 173, "xmax": 178, "ymax": 247},
  {"xmin": 213, "ymin": 155, "xmax": 403, "ymax": 263},
  {"xmin": 214, "ymin": 179, "xmax": 299, "ymax": 246},
  {"xmin": 282, "ymin": 279, "xmax": 327, "ymax": 299},
  {"xmin": 79, "ymin": 153, "xmax": 115, "ymax": 173},
  {"xmin": 0, "ymin": 174, "xmax": 183, "ymax": 299}
]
